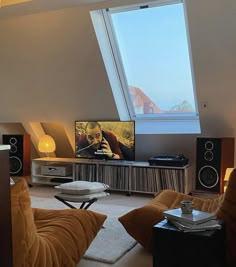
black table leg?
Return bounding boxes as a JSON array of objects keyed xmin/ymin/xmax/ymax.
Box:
[{"xmin": 54, "ymin": 195, "xmax": 97, "ymax": 209}]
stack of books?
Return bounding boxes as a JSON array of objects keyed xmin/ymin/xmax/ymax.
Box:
[{"xmin": 163, "ymin": 208, "xmax": 222, "ymax": 232}]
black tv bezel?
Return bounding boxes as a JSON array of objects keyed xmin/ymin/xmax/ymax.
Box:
[{"xmin": 74, "ymin": 120, "xmax": 135, "ymax": 161}]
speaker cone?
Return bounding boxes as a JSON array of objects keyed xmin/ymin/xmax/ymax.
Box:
[
  {"xmin": 10, "ymin": 145, "xmax": 17, "ymax": 154},
  {"xmin": 204, "ymin": 141, "xmax": 214, "ymax": 150},
  {"xmin": 198, "ymin": 165, "xmax": 219, "ymax": 188},
  {"xmin": 9, "ymin": 137, "xmax": 17, "ymax": 145},
  {"xmin": 204, "ymin": 151, "xmax": 213, "ymax": 161},
  {"xmin": 9, "ymin": 156, "xmax": 22, "ymax": 175}
]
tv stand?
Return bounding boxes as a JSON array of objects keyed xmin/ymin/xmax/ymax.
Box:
[{"xmin": 32, "ymin": 157, "xmax": 192, "ymax": 194}]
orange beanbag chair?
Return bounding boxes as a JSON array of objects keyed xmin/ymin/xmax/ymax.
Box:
[
  {"xmin": 11, "ymin": 179, "xmax": 107, "ymax": 267},
  {"xmin": 119, "ymin": 169, "xmax": 236, "ymax": 267}
]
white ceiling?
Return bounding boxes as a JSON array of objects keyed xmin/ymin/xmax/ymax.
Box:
[{"xmin": 0, "ymin": 0, "xmax": 107, "ymax": 19}]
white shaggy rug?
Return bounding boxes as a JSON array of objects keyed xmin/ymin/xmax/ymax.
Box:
[
  {"xmin": 83, "ymin": 216, "xmax": 137, "ymax": 263},
  {"xmin": 31, "ymin": 196, "xmax": 137, "ymax": 264}
]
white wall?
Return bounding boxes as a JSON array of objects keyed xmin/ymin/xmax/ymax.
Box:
[{"xmin": 0, "ymin": 0, "xmax": 236, "ymax": 181}]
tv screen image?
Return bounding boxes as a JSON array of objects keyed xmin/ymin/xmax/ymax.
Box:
[{"xmin": 75, "ymin": 121, "xmax": 135, "ymax": 161}]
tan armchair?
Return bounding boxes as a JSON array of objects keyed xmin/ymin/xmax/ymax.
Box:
[
  {"xmin": 11, "ymin": 179, "xmax": 107, "ymax": 267},
  {"xmin": 119, "ymin": 169, "xmax": 236, "ymax": 267}
]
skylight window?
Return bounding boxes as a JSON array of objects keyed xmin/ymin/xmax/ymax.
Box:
[{"xmin": 90, "ymin": 0, "xmax": 200, "ymax": 134}]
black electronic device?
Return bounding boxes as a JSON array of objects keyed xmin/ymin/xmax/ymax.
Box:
[
  {"xmin": 196, "ymin": 137, "xmax": 234, "ymax": 193},
  {"xmin": 148, "ymin": 154, "xmax": 189, "ymax": 167},
  {"xmin": 2, "ymin": 134, "xmax": 31, "ymax": 176}
]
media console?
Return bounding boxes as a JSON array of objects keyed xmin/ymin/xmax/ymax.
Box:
[{"xmin": 32, "ymin": 157, "xmax": 192, "ymax": 194}]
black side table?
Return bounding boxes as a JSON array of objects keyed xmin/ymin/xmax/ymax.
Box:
[{"xmin": 153, "ymin": 219, "xmax": 226, "ymax": 267}]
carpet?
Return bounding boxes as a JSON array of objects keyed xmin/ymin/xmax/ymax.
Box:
[{"xmin": 31, "ymin": 196, "xmax": 137, "ymax": 264}]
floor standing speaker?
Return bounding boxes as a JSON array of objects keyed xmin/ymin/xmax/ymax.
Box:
[
  {"xmin": 196, "ymin": 137, "xmax": 234, "ymax": 193},
  {"xmin": 2, "ymin": 134, "xmax": 31, "ymax": 176}
]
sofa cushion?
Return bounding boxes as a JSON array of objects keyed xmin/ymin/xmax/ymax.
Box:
[
  {"xmin": 11, "ymin": 179, "xmax": 107, "ymax": 267},
  {"xmin": 55, "ymin": 180, "xmax": 109, "ymax": 195}
]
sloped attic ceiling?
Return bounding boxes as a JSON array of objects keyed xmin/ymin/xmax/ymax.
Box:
[{"xmin": 0, "ymin": 0, "xmax": 108, "ymax": 19}]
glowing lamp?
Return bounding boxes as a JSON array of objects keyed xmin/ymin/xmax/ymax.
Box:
[{"xmin": 38, "ymin": 135, "xmax": 56, "ymax": 155}]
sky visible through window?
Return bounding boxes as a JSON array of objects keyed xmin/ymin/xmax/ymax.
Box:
[{"xmin": 111, "ymin": 3, "xmax": 196, "ymax": 112}]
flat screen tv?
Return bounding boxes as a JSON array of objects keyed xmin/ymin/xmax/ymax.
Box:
[{"xmin": 75, "ymin": 121, "xmax": 135, "ymax": 161}]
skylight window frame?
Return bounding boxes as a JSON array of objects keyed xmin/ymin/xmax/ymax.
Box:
[{"xmin": 90, "ymin": 0, "xmax": 201, "ymax": 134}]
